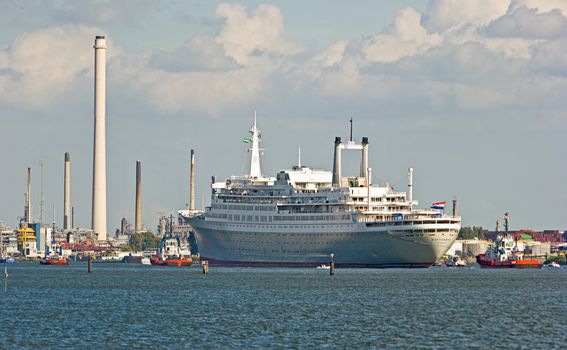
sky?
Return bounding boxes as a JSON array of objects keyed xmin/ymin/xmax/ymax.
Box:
[{"xmin": 0, "ymin": 0, "xmax": 566, "ymax": 233}]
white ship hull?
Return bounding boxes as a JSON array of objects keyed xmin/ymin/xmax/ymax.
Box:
[
  {"xmin": 190, "ymin": 218, "xmax": 459, "ymax": 267},
  {"xmin": 187, "ymin": 117, "xmax": 461, "ymax": 268}
]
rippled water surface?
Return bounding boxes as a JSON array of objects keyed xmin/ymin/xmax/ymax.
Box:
[{"xmin": 1, "ymin": 263, "xmax": 566, "ymax": 349}]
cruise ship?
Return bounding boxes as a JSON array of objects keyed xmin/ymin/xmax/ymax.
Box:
[{"xmin": 189, "ymin": 117, "xmax": 461, "ymax": 267}]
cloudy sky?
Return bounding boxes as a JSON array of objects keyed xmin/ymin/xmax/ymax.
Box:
[{"xmin": 1, "ymin": 0, "xmax": 566, "ymax": 233}]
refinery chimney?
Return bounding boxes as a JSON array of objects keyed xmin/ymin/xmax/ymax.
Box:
[
  {"xmin": 135, "ymin": 160, "xmax": 142, "ymax": 233},
  {"xmin": 63, "ymin": 153, "xmax": 71, "ymax": 230},
  {"xmin": 189, "ymin": 149, "xmax": 195, "ymax": 211},
  {"xmin": 25, "ymin": 167, "xmax": 31, "ymax": 223},
  {"xmin": 91, "ymin": 35, "xmax": 107, "ymax": 241}
]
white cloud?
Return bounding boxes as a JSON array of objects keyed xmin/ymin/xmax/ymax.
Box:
[
  {"xmin": 307, "ymin": 40, "xmax": 348, "ymax": 77},
  {"xmin": 149, "ymin": 36, "xmax": 238, "ymax": 72},
  {"xmin": 361, "ymin": 7, "xmax": 442, "ymax": 63},
  {"xmin": 515, "ymin": 0, "xmax": 567, "ymax": 15},
  {"xmin": 486, "ymin": 6, "xmax": 567, "ymax": 38},
  {"xmin": 0, "ymin": 25, "xmax": 102, "ymax": 108},
  {"xmin": 316, "ymin": 57, "xmax": 362, "ymax": 97},
  {"xmin": 531, "ymin": 38, "xmax": 567, "ymax": 74},
  {"xmin": 0, "ymin": 0, "xmax": 566, "ymax": 123},
  {"xmin": 425, "ymin": 0, "xmax": 511, "ymax": 32},
  {"xmin": 127, "ymin": 56, "xmax": 274, "ymax": 115},
  {"xmin": 215, "ymin": 3, "xmax": 303, "ymax": 65}
]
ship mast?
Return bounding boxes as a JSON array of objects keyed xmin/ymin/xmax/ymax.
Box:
[{"xmin": 249, "ymin": 112, "xmax": 262, "ymax": 178}]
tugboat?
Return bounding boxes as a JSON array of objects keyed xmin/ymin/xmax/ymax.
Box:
[
  {"xmin": 150, "ymin": 216, "xmax": 192, "ymax": 267},
  {"xmin": 40, "ymin": 256, "xmax": 69, "ymax": 265},
  {"xmin": 40, "ymin": 229, "xmax": 69, "ymax": 266},
  {"xmin": 476, "ymin": 213, "xmax": 542, "ymax": 269}
]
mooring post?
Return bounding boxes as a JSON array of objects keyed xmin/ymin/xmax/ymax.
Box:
[
  {"xmin": 202, "ymin": 260, "xmax": 209, "ymax": 274},
  {"xmin": 88, "ymin": 256, "xmax": 93, "ymax": 273},
  {"xmin": 3, "ymin": 265, "xmax": 8, "ymax": 293},
  {"xmin": 330, "ymin": 253, "xmax": 335, "ymax": 276}
]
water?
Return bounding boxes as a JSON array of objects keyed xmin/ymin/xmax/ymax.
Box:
[{"xmin": 1, "ymin": 263, "xmax": 566, "ymax": 349}]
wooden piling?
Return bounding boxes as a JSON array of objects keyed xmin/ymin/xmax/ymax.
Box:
[
  {"xmin": 3, "ymin": 265, "xmax": 8, "ymax": 293},
  {"xmin": 330, "ymin": 253, "xmax": 335, "ymax": 276},
  {"xmin": 88, "ymin": 256, "xmax": 93, "ymax": 273},
  {"xmin": 202, "ymin": 260, "xmax": 209, "ymax": 274}
]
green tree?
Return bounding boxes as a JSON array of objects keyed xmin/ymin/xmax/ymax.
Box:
[
  {"xmin": 458, "ymin": 226, "xmax": 485, "ymax": 240},
  {"xmin": 129, "ymin": 231, "xmax": 160, "ymax": 251}
]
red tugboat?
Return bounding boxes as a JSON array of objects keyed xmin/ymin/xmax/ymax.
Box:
[
  {"xmin": 40, "ymin": 257, "xmax": 69, "ymax": 265},
  {"xmin": 476, "ymin": 213, "xmax": 542, "ymax": 269},
  {"xmin": 150, "ymin": 235, "xmax": 192, "ymax": 267},
  {"xmin": 39, "ymin": 228, "xmax": 69, "ymax": 266},
  {"xmin": 150, "ymin": 216, "xmax": 192, "ymax": 267}
]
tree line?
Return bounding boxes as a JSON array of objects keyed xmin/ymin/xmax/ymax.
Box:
[{"xmin": 458, "ymin": 226, "xmax": 486, "ymax": 240}]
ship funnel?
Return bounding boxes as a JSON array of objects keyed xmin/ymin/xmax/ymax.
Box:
[
  {"xmin": 360, "ymin": 137, "xmax": 369, "ymax": 182},
  {"xmin": 332, "ymin": 137, "xmax": 342, "ymax": 187},
  {"xmin": 452, "ymin": 198, "xmax": 458, "ymax": 218}
]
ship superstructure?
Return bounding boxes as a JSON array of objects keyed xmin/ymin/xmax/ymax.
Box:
[{"xmin": 189, "ymin": 117, "xmax": 461, "ymax": 267}]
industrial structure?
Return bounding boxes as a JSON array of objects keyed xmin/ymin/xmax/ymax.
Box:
[
  {"xmin": 135, "ymin": 160, "xmax": 142, "ymax": 233},
  {"xmin": 91, "ymin": 35, "xmax": 107, "ymax": 241},
  {"xmin": 63, "ymin": 152, "xmax": 71, "ymax": 230}
]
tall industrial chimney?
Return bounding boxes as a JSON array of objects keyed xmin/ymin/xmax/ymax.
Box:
[
  {"xmin": 63, "ymin": 152, "xmax": 71, "ymax": 230},
  {"xmin": 189, "ymin": 149, "xmax": 195, "ymax": 211},
  {"xmin": 25, "ymin": 167, "xmax": 31, "ymax": 223},
  {"xmin": 91, "ymin": 35, "xmax": 107, "ymax": 241},
  {"xmin": 135, "ymin": 160, "xmax": 142, "ymax": 233}
]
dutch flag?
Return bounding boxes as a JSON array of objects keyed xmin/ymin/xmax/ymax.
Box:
[{"xmin": 431, "ymin": 201, "xmax": 446, "ymax": 210}]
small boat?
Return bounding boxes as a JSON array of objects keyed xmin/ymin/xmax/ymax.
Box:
[
  {"xmin": 141, "ymin": 257, "xmax": 151, "ymax": 265},
  {"xmin": 544, "ymin": 261, "xmax": 561, "ymax": 268},
  {"xmin": 476, "ymin": 213, "xmax": 542, "ymax": 269},
  {"xmin": 122, "ymin": 254, "xmax": 143, "ymax": 264},
  {"xmin": 40, "ymin": 257, "xmax": 69, "ymax": 265},
  {"xmin": 316, "ymin": 264, "xmax": 330, "ymax": 270},
  {"xmin": 0, "ymin": 257, "xmax": 15, "ymax": 264},
  {"xmin": 446, "ymin": 256, "xmax": 467, "ymax": 267},
  {"xmin": 150, "ymin": 234, "xmax": 192, "ymax": 267}
]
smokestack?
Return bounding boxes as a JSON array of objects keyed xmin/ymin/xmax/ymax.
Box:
[
  {"xmin": 189, "ymin": 149, "xmax": 195, "ymax": 211},
  {"xmin": 91, "ymin": 35, "xmax": 107, "ymax": 241},
  {"xmin": 25, "ymin": 167, "xmax": 31, "ymax": 223},
  {"xmin": 408, "ymin": 168, "xmax": 413, "ymax": 206},
  {"xmin": 452, "ymin": 198, "xmax": 458, "ymax": 218},
  {"xmin": 360, "ymin": 137, "xmax": 369, "ymax": 182},
  {"xmin": 63, "ymin": 153, "xmax": 71, "ymax": 230},
  {"xmin": 135, "ymin": 160, "xmax": 142, "ymax": 233},
  {"xmin": 332, "ymin": 137, "xmax": 342, "ymax": 187}
]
